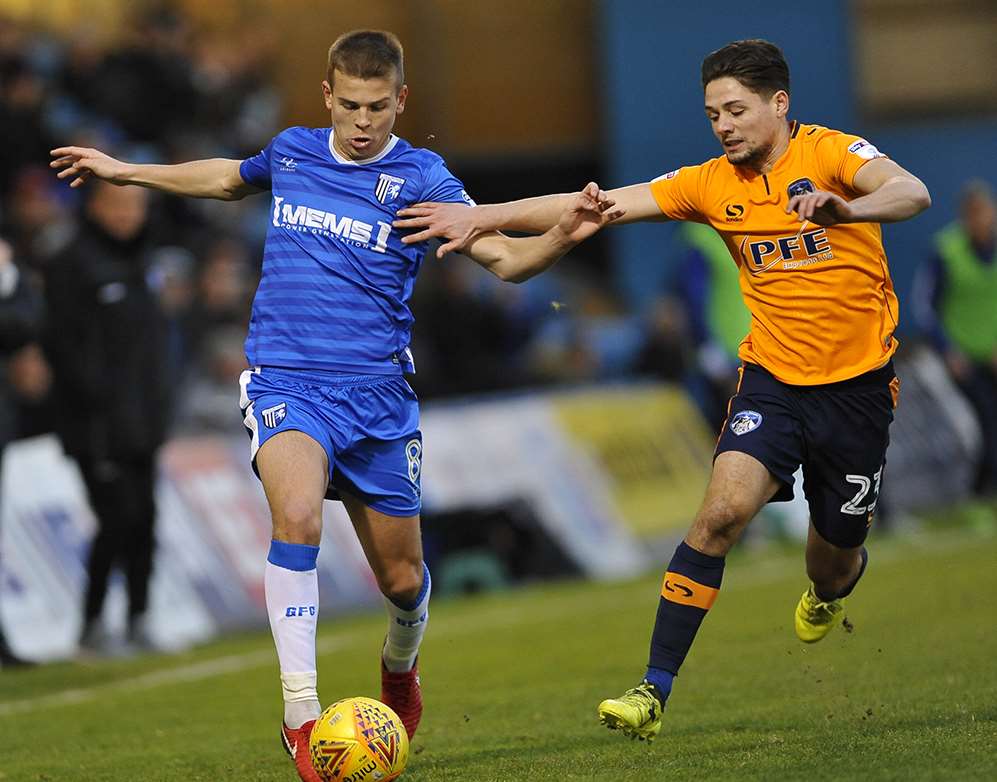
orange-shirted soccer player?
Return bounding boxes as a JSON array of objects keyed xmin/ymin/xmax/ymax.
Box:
[{"xmin": 393, "ymin": 39, "xmax": 930, "ymax": 741}]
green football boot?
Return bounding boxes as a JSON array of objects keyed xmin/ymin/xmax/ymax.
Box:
[
  {"xmin": 794, "ymin": 585, "xmax": 845, "ymax": 643},
  {"xmin": 597, "ymin": 682, "xmax": 664, "ymax": 741}
]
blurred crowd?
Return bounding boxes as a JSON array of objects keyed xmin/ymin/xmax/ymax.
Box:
[
  {"xmin": 0, "ymin": 5, "xmax": 715, "ymax": 446},
  {"xmin": 2, "ymin": 5, "xmax": 996, "ymax": 664},
  {"xmin": 1, "ymin": 4, "xmax": 996, "ymax": 488},
  {"xmin": 0, "ymin": 7, "xmax": 276, "ymax": 439}
]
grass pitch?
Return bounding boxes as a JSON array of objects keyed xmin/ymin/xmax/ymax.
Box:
[{"xmin": 1, "ymin": 522, "xmax": 994, "ymax": 781}]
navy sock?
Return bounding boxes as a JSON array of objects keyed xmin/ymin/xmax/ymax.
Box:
[
  {"xmin": 642, "ymin": 666, "xmax": 674, "ymax": 703},
  {"xmin": 647, "ymin": 541, "xmax": 725, "ymax": 683}
]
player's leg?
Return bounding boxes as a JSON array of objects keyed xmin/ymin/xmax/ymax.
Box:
[
  {"xmin": 255, "ymin": 430, "xmax": 329, "ymax": 782},
  {"xmin": 76, "ymin": 459, "xmax": 128, "ymax": 654},
  {"xmin": 340, "ymin": 490, "xmax": 428, "ymax": 739},
  {"xmin": 122, "ymin": 456, "xmax": 156, "ymax": 649},
  {"xmin": 794, "ymin": 522, "xmax": 867, "ymax": 643},
  {"xmin": 805, "ymin": 522, "xmax": 866, "ymax": 599},
  {"xmin": 598, "ymin": 451, "xmax": 781, "ymax": 739},
  {"xmin": 794, "ymin": 362, "xmax": 895, "ymax": 643},
  {"xmin": 323, "ymin": 375, "xmax": 426, "ymax": 735},
  {"xmin": 600, "ymin": 363, "xmax": 801, "ymax": 740}
]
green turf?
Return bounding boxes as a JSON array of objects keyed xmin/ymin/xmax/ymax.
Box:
[{"xmin": 1, "ymin": 524, "xmax": 995, "ymax": 781}]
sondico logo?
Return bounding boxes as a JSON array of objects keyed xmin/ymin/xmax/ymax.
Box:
[
  {"xmin": 272, "ymin": 196, "xmax": 392, "ymax": 253},
  {"xmin": 664, "ymin": 579, "xmax": 693, "ymax": 598},
  {"xmin": 743, "ymin": 227, "xmax": 834, "ymax": 273}
]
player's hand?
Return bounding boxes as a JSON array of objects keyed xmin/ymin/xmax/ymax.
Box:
[
  {"xmin": 394, "ymin": 202, "xmax": 479, "ymax": 257},
  {"xmin": 49, "ymin": 146, "xmax": 128, "ymax": 188},
  {"xmin": 556, "ymin": 182, "xmax": 624, "ymax": 244},
  {"xmin": 785, "ymin": 189, "xmax": 855, "ymax": 226}
]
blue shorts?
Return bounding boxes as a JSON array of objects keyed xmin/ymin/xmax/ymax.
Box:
[
  {"xmin": 239, "ymin": 367, "xmax": 422, "ymax": 517},
  {"xmin": 715, "ymin": 361, "xmax": 898, "ymax": 548}
]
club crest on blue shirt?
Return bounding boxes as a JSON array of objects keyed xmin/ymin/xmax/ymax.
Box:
[
  {"xmin": 730, "ymin": 410, "xmax": 762, "ymax": 436},
  {"xmin": 261, "ymin": 402, "xmax": 287, "ymax": 429},
  {"xmin": 375, "ymin": 173, "xmax": 406, "ymax": 204}
]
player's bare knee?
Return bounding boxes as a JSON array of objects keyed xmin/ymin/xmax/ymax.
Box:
[
  {"xmin": 694, "ymin": 498, "xmax": 751, "ymax": 550},
  {"xmin": 378, "ymin": 560, "xmax": 423, "ymax": 605},
  {"xmin": 271, "ymin": 498, "xmax": 322, "ymax": 543}
]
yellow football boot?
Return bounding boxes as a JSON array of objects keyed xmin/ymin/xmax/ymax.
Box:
[
  {"xmin": 597, "ymin": 682, "xmax": 664, "ymax": 741},
  {"xmin": 794, "ymin": 585, "xmax": 845, "ymax": 643}
]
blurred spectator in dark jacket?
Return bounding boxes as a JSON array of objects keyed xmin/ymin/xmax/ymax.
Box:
[
  {"xmin": 1, "ymin": 166, "xmax": 74, "ymax": 272},
  {"xmin": 0, "ymin": 53, "xmax": 56, "ymax": 199},
  {"xmin": 0, "ymin": 236, "xmax": 47, "ymax": 668},
  {"xmin": 633, "ymin": 295, "xmax": 690, "ymax": 384},
  {"xmin": 917, "ymin": 180, "xmax": 997, "ymax": 496},
  {"xmin": 43, "ymin": 180, "xmax": 171, "ymax": 654},
  {"xmin": 174, "ymin": 325, "xmax": 248, "ymax": 435},
  {"xmin": 92, "ymin": 6, "xmax": 196, "ymax": 146},
  {"xmin": 636, "ymin": 223, "xmax": 749, "ymax": 431},
  {"xmin": 185, "ymin": 235, "xmax": 255, "ymax": 353}
]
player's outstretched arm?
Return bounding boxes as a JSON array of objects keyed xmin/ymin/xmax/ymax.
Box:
[
  {"xmin": 50, "ymin": 147, "xmax": 259, "ymax": 201},
  {"xmin": 460, "ymin": 182, "xmax": 624, "ymax": 283},
  {"xmin": 394, "ymin": 183, "xmax": 664, "ymax": 258},
  {"xmin": 786, "ymin": 158, "xmax": 930, "ymax": 226}
]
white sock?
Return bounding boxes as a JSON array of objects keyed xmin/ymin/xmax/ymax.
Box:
[
  {"xmin": 265, "ymin": 546, "xmax": 321, "ymax": 728},
  {"xmin": 382, "ymin": 562, "xmax": 431, "ymax": 673},
  {"xmin": 281, "ymin": 672, "xmax": 320, "ymax": 728}
]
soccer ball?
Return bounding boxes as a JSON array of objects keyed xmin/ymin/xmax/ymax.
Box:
[{"xmin": 309, "ymin": 696, "xmax": 409, "ymax": 782}]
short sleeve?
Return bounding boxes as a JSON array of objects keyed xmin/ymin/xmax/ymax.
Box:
[
  {"xmin": 420, "ymin": 158, "xmax": 475, "ymax": 205},
  {"xmin": 648, "ymin": 164, "xmax": 706, "ymax": 221},
  {"xmin": 239, "ymin": 137, "xmax": 275, "ymax": 190},
  {"xmin": 815, "ymin": 132, "xmax": 888, "ymax": 192}
]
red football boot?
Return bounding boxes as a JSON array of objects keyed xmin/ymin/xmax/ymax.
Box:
[
  {"xmin": 280, "ymin": 720, "xmax": 322, "ymax": 782},
  {"xmin": 381, "ymin": 658, "xmax": 423, "ymax": 739}
]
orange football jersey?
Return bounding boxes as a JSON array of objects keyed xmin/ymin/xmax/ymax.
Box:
[{"xmin": 649, "ymin": 121, "xmax": 899, "ymax": 385}]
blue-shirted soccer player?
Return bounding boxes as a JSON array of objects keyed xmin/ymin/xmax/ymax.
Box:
[{"xmin": 51, "ymin": 29, "xmax": 620, "ymax": 782}]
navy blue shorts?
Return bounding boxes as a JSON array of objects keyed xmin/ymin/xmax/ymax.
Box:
[
  {"xmin": 239, "ymin": 367, "xmax": 422, "ymax": 517},
  {"xmin": 715, "ymin": 361, "xmax": 899, "ymax": 548}
]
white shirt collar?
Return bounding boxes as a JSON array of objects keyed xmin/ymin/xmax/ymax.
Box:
[{"xmin": 327, "ymin": 130, "xmax": 399, "ymax": 165}]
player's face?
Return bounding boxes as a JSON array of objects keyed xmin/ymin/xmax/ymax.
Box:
[
  {"xmin": 323, "ymin": 69, "xmax": 408, "ymax": 161},
  {"xmin": 704, "ymin": 77, "xmax": 789, "ymax": 170}
]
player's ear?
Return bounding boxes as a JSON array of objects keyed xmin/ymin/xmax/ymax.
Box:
[
  {"xmin": 322, "ymin": 80, "xmax": 333, "ymax": 110},
  {"xmin": 772, "ymin": 89, "xmax": 789, "ymax": 119},
  {"xmin": 396, "ymin": 84, "xmax": 409, "ymax": 115}
]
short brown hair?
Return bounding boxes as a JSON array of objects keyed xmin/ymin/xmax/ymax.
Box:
[
  {"xmin": 701, "ymin": 39, "xmax": 789, "ymax": 97},
  {"xmin": 327, "ymin": 30, "xmax": 404, "ymax": 88}
]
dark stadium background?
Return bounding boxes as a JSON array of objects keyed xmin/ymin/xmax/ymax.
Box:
[{"xmin": 1, "ymin": 0, "xmax": 994, "ymax": 661}]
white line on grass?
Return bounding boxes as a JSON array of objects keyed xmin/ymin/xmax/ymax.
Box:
[
  {"xmin": 1, "ymin": 528, "xmax": 987, "ymax": 718},
  {"xmin": 0, "ymin": 636, "xmax": 348, "ymax": 717}
]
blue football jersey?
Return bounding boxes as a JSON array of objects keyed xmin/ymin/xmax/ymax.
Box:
[{"xmin": 239, "ymin": 127, "xmax": 473, "ymax": 374}]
